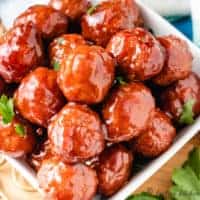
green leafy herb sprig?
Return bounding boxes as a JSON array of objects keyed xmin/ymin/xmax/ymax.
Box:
[
  {"xmin": 0, "ymin": 94, "xmax": 26, "ymax": 137},
  {"xmin": 126, "ymin": 192, "xmax": 164, "ymax": 200},
  {"xmin": 170, "ymin": 147, "xmax": 200, "ymax": 200},
  {"xmin": 87, "ymin": 5, "xmax": 98, "ymax": 15},
  {"xmin": 179, "ymin": 98, "xmax": 196, "ymax": 125},
  {"xmin": 116, "ymin": 76, "xmax": 127, "ymax": 85},
  {"xmin": 53, "ymin": 61, "xmax": 60, "ymax": 71}
]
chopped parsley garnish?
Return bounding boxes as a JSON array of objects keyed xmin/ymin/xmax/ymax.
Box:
[
  {"xmin": 87, "ymin": 5, "xmax": 98, "ymax": 15},
  {"xmin": 0, "ymin": 94, "xmax": 15, "ymax": 124},
  {"xmin": 126, "ymin": 192, "xmax": 164, "ymax": 200},
  {"xmin": 116, "ymin": 76, "xmax": 127, "ymax": 85},
  {"xmin": 15, "ymin": 123, "xmax": 26, "ymax": 137},
  {"xmin": 53, "ymin": 61, "xmax": 60, "ymax": 71},
  {"xmin": 179, "ymin": 98, "xmax": 196, "ymax": 125}
]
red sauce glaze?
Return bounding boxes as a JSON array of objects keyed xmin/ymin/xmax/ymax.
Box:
[
  {"xmin": 14, "ymin": 5, "xmax": 68, "ymax": 39},
  {"xmin": 57, "ymin": 44, "xmax": 115, "ymax": 104},
  {"xmin": 81, "ymin": 0, "xmax": 143, "ymax": 47},
  {"xmin": 0, "ymin": 23, "xmax": 44, "ymax": 83},
  {"xmin": 0, "ymin": 77, "xmax": 5, "ymax": 94},
  {"xmin": 49, "ymin": 0, "xmax": 90, "ymax": 21},
  {"xmin": 49, "ymin": 34, "xmax": 86, "ymax": 67},
  {"xmin": 153, "ymin": 35, "xmax": 193, "ymax": 86},
  {"xmin": 133, "ymin": 109, "xmax": 176, "ymax": 158},
  {"xmin": 37, "ymin": 157, "xmax": 98, "ymax": 200},
  {"xmin": 160, "ymin": 72, "xmax": 200, "ymax": 121},
  {"xmin": 97, "ymin": 144, "xmax": 133, "ymax": 196},
  {"xmin": 14, "ymin": 67, "xmax": 65, "ymax": 128},
  {"xmin": 48, "ymin": 103, "xmax": 106, "ymax": 164},
  {"xmin": 0, "ymin": 115, "xmax": 36, "ymax": 157},
  {"xmin": 102, "ymin": 82, "xmax": 155, "ymax": 142},
  {"xmin": 106, "ymin": 28, "xmax": 165, "ymax": 81}
]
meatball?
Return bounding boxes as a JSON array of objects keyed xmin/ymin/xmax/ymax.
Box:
[
  {"xmin": 160, "ymin": 72, "xmax": 200, "ymax": 122},
  {"xmin": 106, "ymin": 28, "xmax": 165, "ymax": 81},
  {"xmin": 37, "ymin": 158, "xmax": 98, "ymax": 200},
  {"xmin": 14, "ymin": 67, "xmax": 65, "ymax": 128},
  {"xmin": 81, "ymin": 0, "xmax": 142, "ymax": 46},
  {"xmin": 14, "ymin": 5, "xmax": 68, "ymax": 39},
  {"xmin": 97, "ymin": 144, "xmax": 133, "ymax": 196},
  {"xmin": 133, "ymin": 109, "xmax": 176, "ymax": 157},
  {"xmin": 48, "ymin": 103, "xmax": 105, "ymax": 164},
  {"xmin": 0, "ymin": 23, "xmax": 44, "ymax": 83},
  {"xmin": 153, "ymin": 35, "xmax": 193, "ymax": 86},
  {"xmin": 49, "ymin": 34, "xmax": 86, "ymax": 68},
  {"xmin": 57, "ymin": 45, "xmax": 115, "ymax": 104},
  {"xmin": 0, "ymin": 115, "xmax": 35, "ymax": 157},
  {"xmin": 102, "ymin": 82, "xmax": 155, "ymax": 142},
  {"xmin": 49, "ymin": 0, "xmax": 90, "ymax": 21}
]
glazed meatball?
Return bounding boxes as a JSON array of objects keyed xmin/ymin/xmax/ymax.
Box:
[
  {"xmin": 14, "ymin": 67, "xmax": 65, "ymax": 128},
  {"xmin": 14, "ymin": 5, "xmax": 68, "ymax": 39},
  {"xmin": 160, "ymin": 72, "xmax": 200, "ymax": 122},
  {"xmin": 49, "ymin": 34, "xmax": 86, "ymax": 68},
  {"xmin": 57, "ymin": 45, "xmax": 115, "ymax": 104},
  {"xmin": 0, "ymin": 23, "xmax": 44, "ymax": 83},
  {"xmin": 37, "ymin": 158, "xmax": 98, "ymax": 200},
  {"xmin": 106, "ymin": 28, "xmax": 165, "ymax": 81},
  {"xmin": 81, "ymin": 0, "xmax": 142, "ymax": 46},
  {"xmin": 48, "ymin": 103, "xmax": 105, "ymax": 164},
  {"xmin": 153, "ymin": 35, "xmax": 193, "ymax": 86},
  {"xmin": 97, "ymin": 144, "xmax": 133, "ymax": 196},
  {"xmin": 102, "ymin": 82, "xmax": 155, "ymax": 142},
  {"xmin": 0, "ymin": 115, "xmax": 35, "ymax": 157},
  {"xmin": 133, "ymin": 109, "xmax": 176, "ymax": 157},
  {"xmin": 49, "ymin": 0, "xmax": 90, "ymax": 21}
]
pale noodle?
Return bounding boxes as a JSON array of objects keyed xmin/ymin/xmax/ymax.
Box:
[
  {"xmin": 0, "ymin": 191, "xmax": 8, "ymax": 200},
  {"xmin": 11, "ymin": 168, "xmax": 36, "ymax": 193}
]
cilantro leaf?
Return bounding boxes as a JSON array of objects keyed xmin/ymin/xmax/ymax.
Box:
[
  {"xmin": 170, "ymin": 147, "xmax": 200, "ymax": 200},
  {"xmin": 53, "ymin": 61, "xmax": 60, "ymax": 71},
  {"xmin": 14, "ymin": 124, "xmax": 26, "ymax": 137},
  {"xmin": 126, "ymin": 192, "xmax": 164, "ymax": 200},
  {"xmin": 179, "ymin": 99, "xmax": 196, "ymax": 125},
  {"xmin": 116, "ymin": 76, "xmax": 127, "ymax": 85},
  {"xmin": 87, "ymin": 5, "xmax": 98, "ymax": 15},
  {"xmin": 0, "ymin": 95, "xmax": 15, "ymax": 124},
  {"xmin": 184, "ymin": 148, "xmax": 200, "ymax": 179}
]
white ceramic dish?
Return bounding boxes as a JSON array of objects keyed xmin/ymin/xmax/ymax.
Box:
[{"xmin": 1, "ymin": 0, "xmax": 200, "ymax": 200}]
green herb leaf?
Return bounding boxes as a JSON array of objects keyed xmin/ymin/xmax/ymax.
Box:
[
  {"xmin": 53, "ymin": 61, "xmax": 60, "ymax": 71},
  {"xmin": 126, "ymin": 192, "xmax": 164, "ymax": 200},
  {"xmin": 15, "ymin": 124, "xmax": 26, "ymax": 137},
  {"xmin": 179, "ymin": 99, "xmax": 196, "ymax": 125},
  {"xmin": 170, "ymin": 147, "xmax": 200, "ymax": 200},
  {"xmin": 0, "ymin": 94, "xmax": 15, "ymax": 124},
  {"xmin": 116, "ymin": 76, "xmax": 127, "ymax": 85},
  {"xmin": 87, "ymin": 5, "xmax": 98, "ymax": 15},
  {"xmin": 57, "ymin": 37, "xmax": 65, "ymax": 45}
]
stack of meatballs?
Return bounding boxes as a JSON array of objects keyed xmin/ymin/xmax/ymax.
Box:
[{"xmin": 0, "ymin": 0, "xmax": 199, "ymax": 199}]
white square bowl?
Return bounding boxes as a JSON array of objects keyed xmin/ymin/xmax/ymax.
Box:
[{"xmin": 1, "ymin": 0, "xmax": 200, "ymax": 199}]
